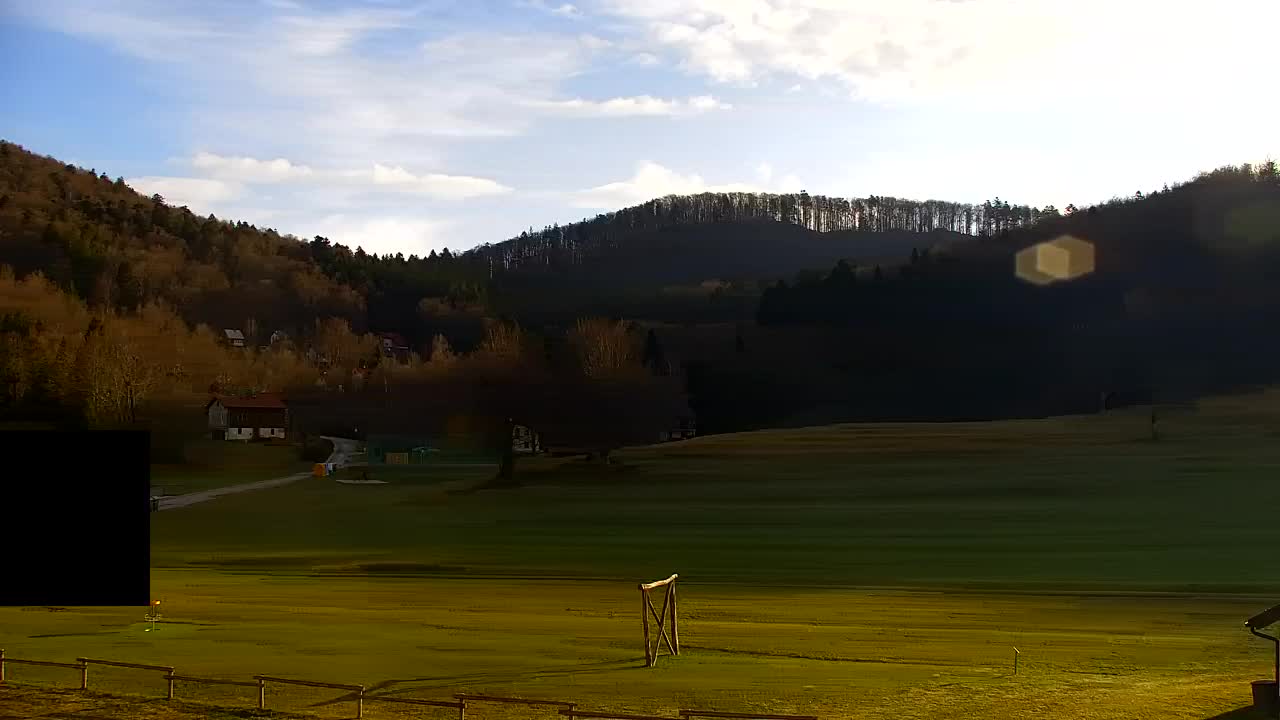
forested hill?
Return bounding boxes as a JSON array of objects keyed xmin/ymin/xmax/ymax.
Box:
[
  {"xmin": 681, "ymin": 161, "xmax": 1280, "ymax": 432},
  {"xmin": 0, "ymin": 139, "xmax": 511, "ymax": 345},
  {"xmin": 0, "ymin": 138, "xmax": 1052, "ymax": 344},
  {"xmin": 469, "ymin": 190, "xmax": 1051, "ymax": 276}
]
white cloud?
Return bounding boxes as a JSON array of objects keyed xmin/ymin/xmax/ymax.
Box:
[
  {"xmin": 17, "ymin": 3, "xmax": 608, "ymax": 155},
  {"xmin": 570, "ymin": 161, "xmax": 802, "ymax": 209},
  {"xmin": 185, "ymin": 152, "xmax": 511, "ymax": 200},
  {"xmin": 598, "ymin": 0, "xmax": 1280, "ymax": 107},
  {"xmin": 755, "ymin": 162, "xmax": 773, "ymax": 183},
  {"xmin": 191, "ymin": 152, "xmax": 314, "ymax": 183},
  {"xmin": 521, "ymin": 0, "xmax": 582, "ymax": 18},
  {"xmin": 124, "ymin": 176, "xmax": 242, "ymax": 207},
  {"xmin": 296, "ymin": 215, "xmax": 451, "ymax": 257},
  {"xmin": 182, "ymin": 151, "xmax": 512, "ymax": 203},
  {"xmin": 531, "ymin": 95, "xmax": 731, "ymax": 117},
  {"xmin": 631, "ymin": 52, "xmax": 660, "ymax": 66},
  {"xmin": 578, "ymin": 33, "xmax": 612, "ymax": 49},
  {"xmin": 369, "ymin": 164, "xmax": 512, "ymax": 199},
  {"xmin": 278, "ymin": 9, "xmax": 412, "ymax": 56}
]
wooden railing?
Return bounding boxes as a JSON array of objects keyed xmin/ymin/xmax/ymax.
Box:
[
  {"xmin": 561, "ymin": 711, "xmax": 676, "ymax": 720},
  {"xmin": 77, "ymin": 658, "xmax": 175, "ymax": 698},
  {"xmin": 255, "ymin": 675, "xmax": 365, "ymax": 718},
  {"xmin": 1, "ymin": 649, "xmax": 820, "ymax": 720},
  {"xmin": 680, "ymin": 707, "xmax": 819, "ymax": 712},
  {"xmin": 0, "ymin": 650, "xmax": 86, "ymax": 688},
  {"xmin": 456, "ymin": 693, "xmax": 576, "ymax": 711},
  {"xmin": 367, "ymin": 694, "xmax": 467, "ymax": 719}
]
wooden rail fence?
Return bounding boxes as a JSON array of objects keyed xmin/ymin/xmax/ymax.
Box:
[
  {"xmin": 367, "ymin": 694, "xmax": 467, "ymax": 719},
  {"xmin": 2, "ymin": 650, "xmax": 820, "ymax": 719},
  {"xmin": 0, "ymin": 650, "xmax": 86, "ymax": 688},
  {"xmin": 560, "ymin": 711, "xmax": 675, "ymax": 720},
  {"xmin": 455, "ymin": 692, "xmax": 576, "ymax": 710},
  {"xmin": 680, "ymin": 711, "xmax": 819, "ymax": 720},
  {"xmin": 255, "ymin": 675, "xmax": 366, "ymax": 718}
]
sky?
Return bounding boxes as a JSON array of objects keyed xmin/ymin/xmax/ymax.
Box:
[{"xmin": 2, "ymin": 0, "xmax": 1277, "ymax": 257}]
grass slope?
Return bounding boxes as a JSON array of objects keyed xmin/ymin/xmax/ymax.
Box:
[
  {"xmin": 150, "ymin": 441, "xmax": 311, "ymax": 496},
  {"xmin": 4, "ymin": 395, "xmax": 1280, "ymax": 719}
]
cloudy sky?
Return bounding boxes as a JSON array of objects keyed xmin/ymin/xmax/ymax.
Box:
[{"xmin": 2, "ymin": 0, "xmax": 1276, "ymax": 256}]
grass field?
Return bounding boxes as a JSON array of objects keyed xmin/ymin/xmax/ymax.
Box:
[
  {"xmin": 150, "ymin": 440, "xmax": 312, "ymax": 495},
  {"xmin": 4, "ymin": 396, "xmax": 1280, "ymax": 719}
]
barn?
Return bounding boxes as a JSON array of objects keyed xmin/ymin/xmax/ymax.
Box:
[{"xmin": 206, "ymin": 394, "xmax": 289, "ymax": 441}]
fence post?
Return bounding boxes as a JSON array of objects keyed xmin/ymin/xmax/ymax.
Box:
[
  {"xmin": 80, "ymin": 661, "xmax": 88, "ymax": 690},
  {"xmin": 459, "ymin": 697, "xmax": 467, "ymax": 720},
  {"xmin": 357, "ymin": 686, "xmax": 364, "ymax": 719},
  {"xmin": 671, "ymin": 583, "xmax": 680, "ymax": 655},
  {"xmin": 166, "ymin": 671, "xmax": 175, "ymax": 700},
  {"xmin": 257, "ymin": 677, "xmax": 266, "ymax": 709},
  {"xmin": 641, "ymin": 590, "xmax": 652, "ymax": 667},
  {"xmin": 1, "ymin": 648, "xmax": 5, "ymax": 684}
]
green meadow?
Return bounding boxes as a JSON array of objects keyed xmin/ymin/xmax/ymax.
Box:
[{"xmin": 4, "ymin": 395, "xmax": 1280, "ymax": 719}]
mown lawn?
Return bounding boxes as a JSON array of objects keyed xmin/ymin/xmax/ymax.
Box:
[
  {"xmin": 150, "ymin": 441, "xmax": 313, "ymax": 496},
  {"xmin": 150, "ymin": 403, "xmax": 1280, "ymax": 592},
  {"xmin": 4, "ymin": 396, "xmax": 1280, "ymax": 719}
]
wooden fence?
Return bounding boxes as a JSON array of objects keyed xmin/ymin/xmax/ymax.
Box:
[{"xmin": 1, "ymin": 649, "xmax": 819, "ymax": 719}]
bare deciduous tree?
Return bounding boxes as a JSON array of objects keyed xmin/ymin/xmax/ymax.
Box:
[{"xmin": 569, "ymin": 317, "xmax": 636, "ymax": 379}]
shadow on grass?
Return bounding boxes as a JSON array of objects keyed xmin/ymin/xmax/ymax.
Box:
[
  {"xmin": 1205, "ymin": 707, "xmax": 1272, "ymax": 720},
  {"xmin": 306, "ymin": 659, "xmax": 644, "ymax": 712}
]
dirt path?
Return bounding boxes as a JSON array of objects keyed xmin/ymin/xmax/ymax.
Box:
[{"xmin": 156, "ymin": 437, "xmax": 357, "ymax": 511}]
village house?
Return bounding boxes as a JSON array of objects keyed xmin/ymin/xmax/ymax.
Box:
[
  {"xmin": 206, "ymin": 393, "xmax": 289, "ymax": 441},
  {"xmin": 375, "ymin": 332, "xmax": 412, "ymax": 364},
  {"xmin": 222, "ymin": 329, "xmax": 246, "ymax": 348}
]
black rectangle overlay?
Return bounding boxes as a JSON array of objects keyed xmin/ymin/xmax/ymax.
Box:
[{"xmin": 0, "ymin": 431, "xmax": 149, "ymax": 606}]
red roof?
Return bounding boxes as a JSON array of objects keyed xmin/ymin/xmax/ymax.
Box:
[
  {"xmin": 377, "ymin": 332, "xmax": 409, "ymax": 348},
  {"xmin": 208, "ymin": 394, "xmax": 287, "ymax": 410}
]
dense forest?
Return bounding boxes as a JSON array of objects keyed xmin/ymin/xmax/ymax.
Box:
[
  {"xmin": 2, "ymin": 137, "xmax": 1277, "ymax": 450},
  {"xmin": 2, "ymin": 139, "xmax": 1049, "ymax": 350},
  {"xmin": 687, "ymin": 162, "xmax": 1280, "ymax": 431}
]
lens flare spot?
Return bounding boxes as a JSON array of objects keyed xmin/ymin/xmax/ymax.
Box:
[{"xmin": 1015, "ymin": 235, "xmax": 1095, "ymax": 285}]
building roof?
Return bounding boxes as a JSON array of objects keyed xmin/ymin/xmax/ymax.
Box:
[
  {"xmin": 377, "ymin": 332, "xmax": 409, "ymax": 348},
  {"xmin": 208, "ymin": 393, "xmax": 287, "ymax": 410},
  {"xmin": 223, "ymin": 329, "xmax": 245, "ymax": 341}
]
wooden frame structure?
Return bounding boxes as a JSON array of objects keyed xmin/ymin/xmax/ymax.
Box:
[{"xmin": 639, "ymin": 574, "xmax": 680, "ymax": 667}]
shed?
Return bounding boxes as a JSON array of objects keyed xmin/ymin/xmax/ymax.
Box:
[{"xmin": 375, "ymin": 332, "xmax": 412, "ymax": 364}]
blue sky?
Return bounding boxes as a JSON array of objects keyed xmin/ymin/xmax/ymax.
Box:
[{"xmin": 2, "ymin": 0, "xmax": 1277, "ymax": 257}]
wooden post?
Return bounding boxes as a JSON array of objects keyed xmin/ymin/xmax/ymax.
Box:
[
  {"xmin": 357, "ymin": 686, "xmax": 364, "ymax": 719},
  {"xmin": 166, "ymin": 671, "xmax": 175, "ymax": 700},
  {"xmin": 1013, "ymin": 647, "xmax": 1020, "ymax": 675},
  {"xmin": 1, "ymin": 648, "xmax": 5, "ymax": 683},
  {"xmin": 459, "ymin": 698, "xmax": 467, "ymax": 720},
  {"xmin": 80, "ymin": 661, "xmax": 88, "ymax": 690},
  {"xmin": 670, "ymin": 583, "xmax": 680, "ymax": 655},
  {"xmin": 257, "ymin": 677, "xmax": 266, "ymax": 709},
  {"xmin": 641, "ymin": 589, "xmax": 653, "ymax": 666}
]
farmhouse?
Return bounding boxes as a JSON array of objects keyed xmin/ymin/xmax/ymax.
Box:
[
  {"xmin": 206, "ymin": 393, "xmax": 289, "ymax": 441},
  {"xmin": 375, "ymin": 332, "xmax": 412, "ymax": 364},
  {"xmin": 222, "ymin": 328, "xmax": 246, "ymax": 348}
]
